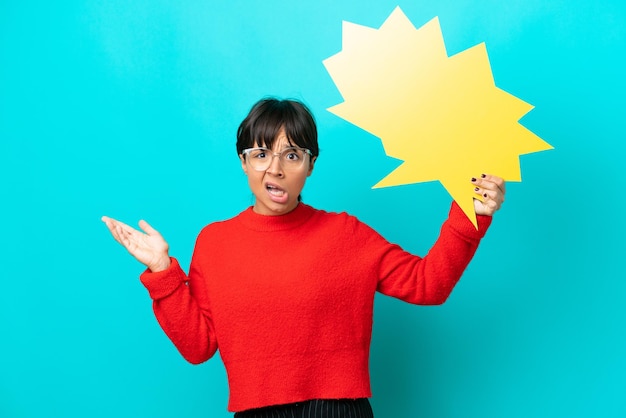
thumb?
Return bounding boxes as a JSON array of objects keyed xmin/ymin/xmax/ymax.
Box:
[{"xmin": 138, "ymin": 219, "xmax": 160, "ymax": 237}]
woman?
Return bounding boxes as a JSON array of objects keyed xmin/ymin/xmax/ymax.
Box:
[{"xmin": 102, "ymin": 98, "xmax": 505, "ymax": 417}]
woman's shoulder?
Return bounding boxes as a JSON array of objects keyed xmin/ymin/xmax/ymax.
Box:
[
  {"xmin": 305, "ymin": 204, "xmax": 375, "ymax": 234},
  {"xmin": 304, "ymin": 205, "xmax": 390, "ymax": 252},
  {"xmin": 194, "ymin": 208, "xmax": 252, "ymax": 240}
]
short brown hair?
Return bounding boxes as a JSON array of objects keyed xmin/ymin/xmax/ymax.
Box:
[{"xmin": 236, "ymin": 98, "xmax": 319, "ymax": 159}]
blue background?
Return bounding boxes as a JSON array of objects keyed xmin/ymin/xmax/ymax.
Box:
[{"xmin": 1, "ymin": 1, "xmax": 624, "ymax": 417}]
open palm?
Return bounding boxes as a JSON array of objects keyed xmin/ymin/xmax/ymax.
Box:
[{"xmin": 102, "ymin": 216, "xmax": 171, "ymax": 272}]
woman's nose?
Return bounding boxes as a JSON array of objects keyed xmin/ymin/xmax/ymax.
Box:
[{"xmin": 266, "ymin": 154, "xmax": 284, "ymax": 176}]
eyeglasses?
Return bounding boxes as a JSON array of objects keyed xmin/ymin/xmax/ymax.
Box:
[{"xmin": 242, "ymin": 147, "xmax": 312, "ymax": 172}]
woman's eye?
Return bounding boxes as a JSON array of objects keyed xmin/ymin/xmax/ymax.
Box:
[
  {"xmin": 253, "ymin": 151, "xmax": 267, "ymax": 159},
  {"xmin": 285, "ymin": 152, "xmax": 299, "ymax": 161}
]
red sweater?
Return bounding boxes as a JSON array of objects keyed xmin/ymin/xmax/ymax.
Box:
[{"xmin": 140, "ymin": 202, "xmax": 491, "ymax": 412}]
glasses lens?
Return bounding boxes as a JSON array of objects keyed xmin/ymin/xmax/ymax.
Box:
[
  {"xmin": 279, "ymin": 148, "xmax": 307, "ymax": 169},
  {"xmin": 246, "ymin": 149, "xmax": 271, "ymax": 171},
  {"xmin": 246, "ymin": 148, "xmax": 309, "ymax": 171}
]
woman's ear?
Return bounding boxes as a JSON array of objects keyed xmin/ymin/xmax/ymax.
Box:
[
  {"xmin": 307, "ymin": 156, "xmax": 316, "ymax": 177},
  {"xmin": 240, "ymin": 155, "xmax": 248, "ymax": 175}
]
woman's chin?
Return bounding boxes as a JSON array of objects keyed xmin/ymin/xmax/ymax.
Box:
[{"xmin": 253, "ymin": 198, "xmax": 298, "ymax": 216}]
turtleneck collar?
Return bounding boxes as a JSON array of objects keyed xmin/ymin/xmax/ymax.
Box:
[{"xmin": 237, "ymin": 203, "xmax": 316, "ymax": 232}]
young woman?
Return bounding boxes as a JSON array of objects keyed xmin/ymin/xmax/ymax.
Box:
[{"xmin": 102, "ymin": 98, "xmax": 505, "ymax": 417}]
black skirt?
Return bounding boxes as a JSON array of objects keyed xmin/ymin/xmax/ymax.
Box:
[{"xmin": 234, "ymin": 398, "xmax": 374, "ymax": 418}]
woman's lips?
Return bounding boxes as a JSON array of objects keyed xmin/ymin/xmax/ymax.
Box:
[{"xmin": 266, "ymin": 183, "xmax": 288, "ymax": 203}]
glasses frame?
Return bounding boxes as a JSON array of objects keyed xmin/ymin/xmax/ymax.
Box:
[{"xmin": 242, "ymin": 147, "xmax": 313, "ymax": 172}]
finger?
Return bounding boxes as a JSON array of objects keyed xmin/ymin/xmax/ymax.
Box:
[
  {"xmin": 483, "ymin": 198, "xmax": 499, "ymax": 214},
  {"xmin": 476, "ymin": 186, "xmax": 501, "ymax": 201},
  {"xmin": 138, "ymin": 219, "xmax": 161, "ymax": 237},
  {"xmin": 106, "ymin": 223, "xmax": 128, "ymax": 247},
  {"xmin": 474, "ymin": 186, "xmax": 503, "ymax": 211},
  {"xmin": 102, "ymin": 217, "xmax": 125, "ymax": 242},
  {"xmin": 105, "ymin": 218, "xmax": 144, "ymax": 251},
  {"xmin": 489, "ymin": 198, "xmax": 500, "ymax": 212},
  {"xmin": 473, "ymin": 185, "xmax": 486, "ymax": 202},
  {"xmin": 118, "ymin": 224, "xmax": 145, "ymax": 252},
  {"xmin": 473, "ymin": 187, "xmax": 495, "ymax": 204},
  {"xmin": 106, "ymin": 217, "xmax": 141, "ymax": 236},
  {"xmin": 471, "ymin": 175, "xmax": 494, "ymax": 191},
  {"xmin": 477, "ymin": 174, "xmax": 506, "ymax": 194},
  {"xmin": 482, "ymin": 188, "xmax": 504, "ymax": 208},
  {"xmin": 115, "ymin": 224, "xmax": 129, "ymax": 245},
  {"xmin": 474, "ymin": 196, "xmax": 499, "ymax": 215},
  {"xmin": 102, "ymin": 215, "xmax": 127, "ymax": 227},
  {"xmin": 489, "ymin": 174, "xmax": 506, "ymax": 194},
  {"xmin": 101, "ymin": 216, "xmax": 116, "ymax": 231}
]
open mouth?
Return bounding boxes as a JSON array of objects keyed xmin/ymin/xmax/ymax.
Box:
[
  {"xmin": 266, "ymin": 183, "xmax": 286, "ymax": 197},
  {"xmin": 265, "ymin": 182, "xmax": 289, "ymax": 205}
]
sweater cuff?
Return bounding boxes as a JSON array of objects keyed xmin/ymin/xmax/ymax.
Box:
[
  {"xmin": 139, "ymin": 257, "xmax": 187, "ymax": 300},
  {"xmin": 447, "ymin": 201, "xmax": 493, "ymax": 239}
]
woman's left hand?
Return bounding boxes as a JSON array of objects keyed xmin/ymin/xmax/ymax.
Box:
[{"xmin": 471, "ymin": 174, "xmax": 506, "ymax": 216}]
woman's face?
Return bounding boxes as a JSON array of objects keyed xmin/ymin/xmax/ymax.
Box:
[{"xmin": 240, "ymin": 128, "xmax": 315, "ymax": 216}]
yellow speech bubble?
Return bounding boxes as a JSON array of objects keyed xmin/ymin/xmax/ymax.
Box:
[{"xmin": 323, "ymin": 7, "xmax": 553, "ymax": 227}]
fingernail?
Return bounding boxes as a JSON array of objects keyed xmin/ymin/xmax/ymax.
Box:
[
  {"xmin": 474, "ymin": 187, "xmax": 479, "ymax": 191},
  {"xmin": 471, "ymin": 177, "xmax": 477, "ymax": 182},
  {"xmin": 481, "ymin": 174, "xmax": 486, "ymax": 178},
  {"xmin": 483, "ymin": 193, "xmax": 487, "ymax": 198}
]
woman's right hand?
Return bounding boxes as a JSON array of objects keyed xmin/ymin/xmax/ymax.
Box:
[{"xmin": 101, "ymin": 216, "xmax": 171, "ymax": 272}]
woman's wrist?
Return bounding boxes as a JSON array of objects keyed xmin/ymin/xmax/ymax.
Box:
[{"xmin": 149, "ymin": 256, "xmax": 171, "ymax": 273}]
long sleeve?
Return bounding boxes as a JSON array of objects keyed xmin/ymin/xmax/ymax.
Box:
[
  {"xmin": 134, "ymin": 203, "xmax": 493, "ymax": 412},
  {"xmin": 139, "ymin": 251, "xmax": 218, "ymax": 364},
  {"xmin": 373, "ymin": 201, "xmax": 492, "ymax": 305}
]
